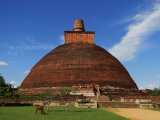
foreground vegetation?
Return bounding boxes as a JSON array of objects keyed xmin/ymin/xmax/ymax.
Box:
[
  {"xmin": 0, "ymin": 74, "xmax": 19, "ymax": 97},
  {"xmin": 0, "ymin": 106, "xmax": 128, "ymax": 120},
  {"xmin": 149, "ymin": 108, "xmax": 160, "ymax": 112}
]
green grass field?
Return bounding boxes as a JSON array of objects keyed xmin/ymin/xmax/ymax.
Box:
[{"xmin": 0, "ymin": 106, "xmax": 128, "ymax": 120}]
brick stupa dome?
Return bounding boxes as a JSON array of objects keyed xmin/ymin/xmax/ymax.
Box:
[{"xmin": 20, "ymin": 19, "xmax": 138, "ymax": 91}]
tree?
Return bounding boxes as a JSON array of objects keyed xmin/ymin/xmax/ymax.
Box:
[
  {"xmin": 0, "ymin": 74, "xmax": 16, "ymax": 97},
  {"xmin": 146, "ymin": 88, "xmax": 160, "ymax": 95},
  {"xmin": 0, "ymin": 74, "xmax": 6, "ymax": 96},
  {"xmin": 0, "ymin": 74, "xmax": 6, "ymax": 87},
  {"xmin": 4, "ymin": 83, "xmax": 15, "ymax": 97}
]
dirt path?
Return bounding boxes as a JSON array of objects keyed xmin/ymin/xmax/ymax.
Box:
[{"xmin": 107, "ymin": 108, "xmax": 160, "ymax": 120}]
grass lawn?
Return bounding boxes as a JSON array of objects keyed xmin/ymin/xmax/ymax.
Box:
[{"xmin": 0, "ymin": 106, "xmax": 128, "ymax": 120}]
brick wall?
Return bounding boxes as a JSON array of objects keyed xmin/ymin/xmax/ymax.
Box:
[{"xmin": 65, "ymin": 31, "xmax": 94, "ymax": 44}]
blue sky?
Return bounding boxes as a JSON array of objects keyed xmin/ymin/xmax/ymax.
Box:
[{"xmin": 0, "ymin": 0, "xmax": 160, "ymax": 89}]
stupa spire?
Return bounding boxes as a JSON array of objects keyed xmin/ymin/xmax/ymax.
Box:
[
  {"xmin": 65, "ymin": 19, "xmax": 95, "ymax": 44},
  {"xmin": 73, "ymin": 19, "xmax": 85, "ymax": 32}
]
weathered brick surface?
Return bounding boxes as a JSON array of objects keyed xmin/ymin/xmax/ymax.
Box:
[
  {"xmin": 20, "ymin": 19, "xmax": 138, "ymax": 93},
  {"xmin": 65, "ymin": 31, "xmax": 94, "ymax": 44},
  {"xmin": 20, "ymin": 43, "xmax": 138, "ymax": 90}
]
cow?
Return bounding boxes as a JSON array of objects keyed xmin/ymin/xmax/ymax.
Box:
[{"xmin": 35, "ymin": 105, "xmax": 45, "ymax": 114}]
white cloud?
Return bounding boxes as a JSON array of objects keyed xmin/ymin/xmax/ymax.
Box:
[
  {"xmin": 156, "ymin": 74, "xmax": 160, "ymax": 79},
  {"xmin": 139, "ymin": 87, "xmax": 144, "ymax": 89},
  {"xmin": 23, "ymin": 70, "xmax": 30, "ymax": 75},
  {"xmin": 7, "ymin": 37, "xmax": 55, "ymax": 55},
  {"xmin": 10, "ymin": 80, "xmax": 21, "ymax": 88},
  {"xmin": 59, "ymin": 35, "xmax": 65, "ymax": 44},
  {"xmin": 148, "ymin": 84, "xmax": 155, "ymax": 89},
  {"xmin": 109, "ymin": 3, "xmax": 160, "ymax": 62},
  {"xmin": 139, "ymin": 84, "xmax": 154, "ymax": 90},
  {"xmin": 139, "ymin": 82, "xmax": 160, "ymax": 90},
  {"xmin": 9, "ymin": 44, "xmax": 55, "ymax": 51},
  {"xmin": 0, "ymin": 61, "xmax": 8, "ymax": 66},
  {"xmin": 146, "ymin": 83, "xmax": 160, "ymax": 90}
]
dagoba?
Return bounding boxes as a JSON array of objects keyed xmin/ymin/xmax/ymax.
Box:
[{"xmin": 20, "ymin": 19, "xmax": 138, "ymax": 95}]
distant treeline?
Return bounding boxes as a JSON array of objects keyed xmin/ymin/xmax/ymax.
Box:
[{"xmin": 146, "ymin": 88, "xmax": 160, "ymax": 95}]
